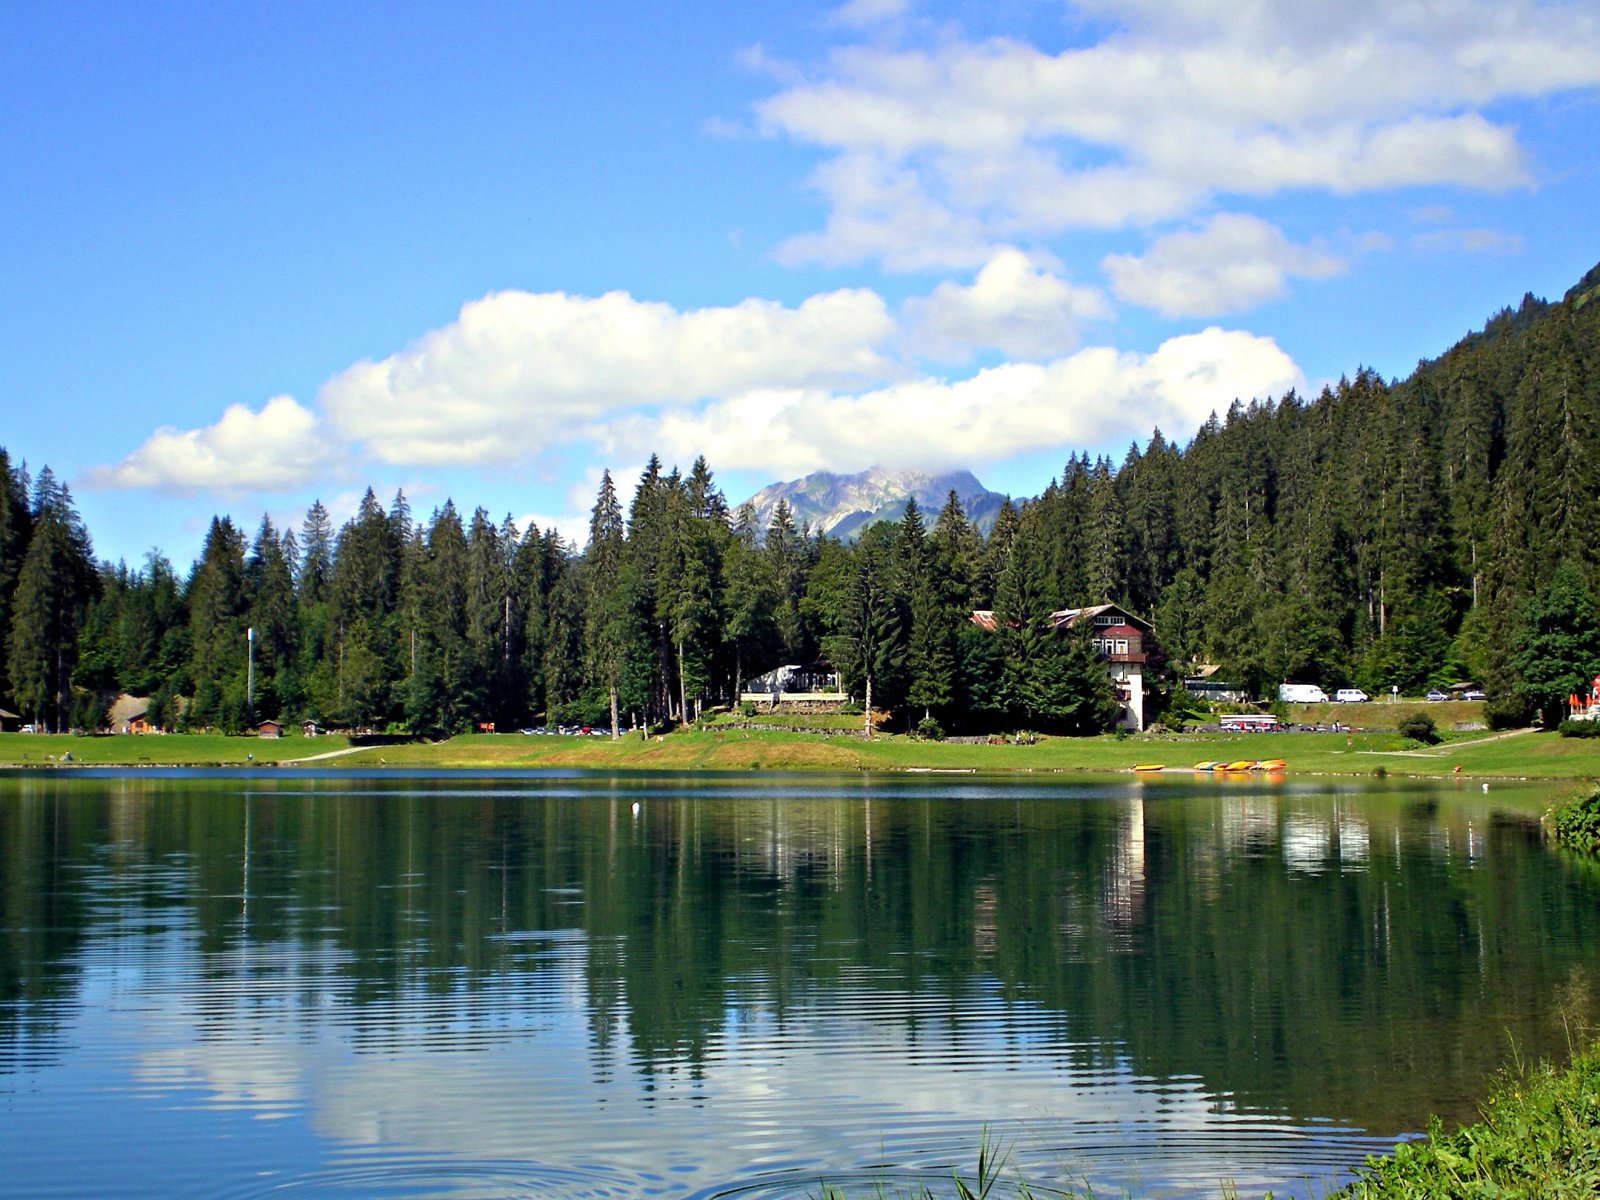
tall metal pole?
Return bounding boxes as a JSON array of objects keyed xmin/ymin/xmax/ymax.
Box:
[{"xmin": 247, "ymin": 626, "xmax": 255, "ymax": 725}]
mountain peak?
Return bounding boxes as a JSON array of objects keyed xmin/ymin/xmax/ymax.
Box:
[{"xmin": 740, "ymin": 465, "xmax": 1006, "ymax": 540}]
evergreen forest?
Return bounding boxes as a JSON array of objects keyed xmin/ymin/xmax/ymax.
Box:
[{"xmin": 4, "ymin": 261, "xmax": 1600, "ymax": 737}]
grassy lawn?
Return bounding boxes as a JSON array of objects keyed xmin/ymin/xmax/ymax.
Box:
[
  {"xmin": 708, "ymin": 710, "xmax": 879, "ymax": 732},
  {"xmin": 8, "ymin": 723, "xmax": 1594, "ymax": 779},
  {"xmin": 0, "ymin": 730, "xmax": 352, "ymax": 765},
  {"xmin": 1286, "ymin": 698, "xmax": 1487, "ymax": 731}
]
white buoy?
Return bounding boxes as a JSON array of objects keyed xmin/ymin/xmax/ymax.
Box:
[
  {"xmin": 631, "ymin": 801, "xmax": 641, "ymax": 816},
  {"xmin": 1482, "ymin": 782, "xmax": 1489, "ymax": 792}
]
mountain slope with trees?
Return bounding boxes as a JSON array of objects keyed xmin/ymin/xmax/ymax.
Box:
[{"xmin": 3, "ymin": 261, "xmax": 1599, "ymax": 736}]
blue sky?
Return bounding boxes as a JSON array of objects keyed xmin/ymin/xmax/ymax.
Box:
[{"xmin": 4, "ymin": 0, "xmax": 1599, "ymax": 568}]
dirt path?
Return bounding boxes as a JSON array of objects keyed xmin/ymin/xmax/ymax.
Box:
[
  {"xmin": 280, "ymin": 745, "xmax": 371, "ymax": 764},
  {"xmin": 1357, "ymin": 726, "xmax": 1538, "ymax": 758}
]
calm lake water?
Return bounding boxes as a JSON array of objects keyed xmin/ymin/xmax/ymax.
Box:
[{"xmin": 2, "ymin": 770, "xmax": 1596, "ymax": 1199}]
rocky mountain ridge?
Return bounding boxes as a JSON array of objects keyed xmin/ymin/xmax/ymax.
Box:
[{"xmin": 740, "ymin": 466, "xmax": 1008, "ymax": 541}]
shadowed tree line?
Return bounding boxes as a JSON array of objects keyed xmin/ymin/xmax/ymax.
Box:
[{"xmin": 3, "ymin": 261, "xmax": 1599, "ymax": 734}]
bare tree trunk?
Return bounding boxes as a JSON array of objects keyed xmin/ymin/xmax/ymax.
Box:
[
  {"xmin": 609, "ymin": 683, "xmax": 619, "ymax": 740},
  {"xmin": 864, "ymin": 675, "xmax": 873, "ymax": 739},
  {"xmin": 678, "ymin": 638, "xmax": 689, "ymax": 729}
]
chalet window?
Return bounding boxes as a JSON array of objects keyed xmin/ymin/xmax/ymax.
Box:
[
  {"xmin": 1094, "ymin": 615, "xmax": 1117, "ymax": 626},
  {"xmin": 1115, "ymin": 639, "xmax": 1128, "ymax": 655}
]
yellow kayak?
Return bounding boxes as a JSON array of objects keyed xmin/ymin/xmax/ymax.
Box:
[
  {"xmin": 1257, "ymin": 758, "xmax": 1287, "ymax": 771},
  {"xmin": 1223, "ymin": 760, "xmax": 1258, "ymax": 772},
  {"xmin": 1193, "ymin": 760, "xmax": 1220, "ymax": 771},
  {"xmin": 1132, "ymin": 763, "xmax": 1165, "ymax": 773}
]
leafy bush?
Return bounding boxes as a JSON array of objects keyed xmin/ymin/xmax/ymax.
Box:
[
  {"xmin": 1551, "ymin": 788, "xmax": 1600, "ymax": 855},
  {"xmin": 1558, "ymin": 719, "xmax": 1600, "ymax": 738},
  {"xmin": 1331, "ymin": 1040, "xmax": 1600, "ymax": 1197},
  {"xmin": 1486, "ymin": 693, "xmax": 1532, "ymax": 729},
  {"xmin": 838, "ymin": 701, "xmax": 863, "ymax": 716},
  {"xmin": 738, "ymin": 700, "xmax": 758, "ymax": 719},
  {"xmin": 915, "ymin": 715, "xmax": 945, "ymax": 741},
  {"xmin": 1397, "ymin": 712, "xmax": 1439, "ymax": 744}
]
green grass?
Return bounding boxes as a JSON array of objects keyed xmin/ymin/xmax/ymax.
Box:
[
  {"xmin": 1331, "ymin": 1042, "xmax": 1600, "ymax": 1197},
  {"xmin": 710, "ymin": 710, "xmax": 876, "ymax": 732},
  {"xmin": 6, "ymin": 723, "xmax": 1597, "ymax": 780},
  {"xmin": 1284, "ymin": 699, "xmax": 1488, "ymax": 732},
  {"xmin": 0, "ymin": 730, "xmax": 352, "ymax": 765}
]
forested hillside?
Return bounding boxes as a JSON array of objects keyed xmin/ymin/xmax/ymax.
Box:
[{"xmin": 3, "ymin": 261, "xmax": 1598, "ymax": 735}]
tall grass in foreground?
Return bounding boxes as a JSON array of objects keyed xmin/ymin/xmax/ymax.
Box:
[{"xmin": 1330, "ymin": 1038, "xmax": 1600, "ymax": 1197}]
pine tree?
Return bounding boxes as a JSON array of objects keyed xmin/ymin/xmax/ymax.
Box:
[
  {"xmin": 1507, "ymin": 562, "xmax": 1600, "ymax": 728},
  {"xmin": 185, "ymin": 516, "xmax": 248, "ymax": 731},
  {"xmin": 902, "ymin": 497, "xmax": 956, "ymax": 723},
  {"xmin": 817, "ymin": 526, "xmax": 905, "ymax": 732},
  {"xmin": 766, "ymin": 499, "xmax": 806, "ymax": 661},
  {"xmin": 0, "ymin": 448, "xmax": 35, "ymax": 706},
  {"xmin": 245, "ymin": 516, "xmax": 296, "ymax": 719},
  {"xmin": 722, "ymin": 503, "xmax": 777, "ymax": 696},
  {"xmin": 584, "ymin": 471, "xmax": 630, "ymax": 736}
]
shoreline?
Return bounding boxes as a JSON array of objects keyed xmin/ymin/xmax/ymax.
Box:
[{"xmin": 1, "ymin": 724, "xmax": 1594, "ymax": 782}]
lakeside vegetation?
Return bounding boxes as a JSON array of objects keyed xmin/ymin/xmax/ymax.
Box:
[
  {"xmin": 1549, "ymin": 785, "xmax": 1600, "ymax": 854},
  {"xmin": 1331, "ymin": 1042, "xmax": 1600, "ymax": 1198},
  {"xmin": 5, "ymin": 720, "xmax": 1598, "ymax": 779}
]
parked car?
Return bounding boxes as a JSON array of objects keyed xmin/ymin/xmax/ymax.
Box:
[
  {"xmin": 1425, "ymin": 689, "xmax": 1449, "ymax": 701},
  {"xmin": 1334, "ymin": 688, "xmax": 1370, "ymax": 703},
  {"xmin": 1462, "ymin": 689, "xmax": 1486, "ymax": 701}
]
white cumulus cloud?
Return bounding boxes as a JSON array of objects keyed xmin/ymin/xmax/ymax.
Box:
[
  {"xmin": 906, "ymin": 247, "xmax": 1110, "ymax": 361},
  {"xmin": 318, "ymin": 287, "xmax": 898, "ymax": 467},
  {"xmin": 598, "ymin": 328, "xmax": 1303, "ymax": 477},
  {"xmin": 829, "ymin": 0, "xmax": 909, "ymax": 28},
  {"xmin": 757, "ymin": 0, "xmax": 1598, "ymax": 268},
  {"xmin": 1105, "ymin": 214, "xmax": 1345, "ymax": 317},
  {"xmin": 91, "ymin": 396, "xmax": 337, "ymax": 494}
]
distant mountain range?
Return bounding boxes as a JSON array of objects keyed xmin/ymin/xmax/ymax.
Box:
[{"xmin": 740, "ymin": 466, "xmax": 1008, "ymax": 541}]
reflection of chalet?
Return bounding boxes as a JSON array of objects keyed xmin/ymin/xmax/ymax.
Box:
[
  {"xmin": 740, "ymin": 662, "xmax": 847, "ymax": 709},
  {"xmin": 971, "ymin": 603, "xmax": 1153, "ymax": 731}
]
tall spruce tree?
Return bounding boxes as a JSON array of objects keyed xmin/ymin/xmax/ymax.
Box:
[
  {"xmin": 7, "ymin": 470, "xmax": 96, "ymax": 730},
  {"xmin": 583, "ymin": 471, "xmax": 630, "ymax": 737},
  {"xmin": 0, "ymin": 448, "xmax": 34, "ymax": 706},
  {"xmin": 901, "ymin": 497, "xmax": 955, "ymax": 723},
  {"xmin": 185, "ymin": 516, "xmax": 248, "ymax": 731}
]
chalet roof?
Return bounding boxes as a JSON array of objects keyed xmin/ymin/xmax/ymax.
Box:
[
  {"xmin": 1047, "ymin": 603, "xmax": 1153, "ymax": 634},
  {"xmin": 109, "ymin": 693, "xmax": 151, "ymax": 725},
  {"xmin": 971, "ymin": 605, "xmax": 1154, "ymax": 635}
]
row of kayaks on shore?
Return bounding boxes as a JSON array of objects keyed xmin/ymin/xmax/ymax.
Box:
[{"xmin": 1132, "ymin": 759, "xmax": 1287, "ymax": 773}]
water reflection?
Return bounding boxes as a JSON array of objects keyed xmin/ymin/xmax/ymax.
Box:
[{"xmin": 0, "ymin": 772, "xmax": 1593, "ymax": 1199}]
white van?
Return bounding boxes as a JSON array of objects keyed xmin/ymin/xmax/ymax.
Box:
[
  {"xmin": 1278, "ymin": 683, "xmax": 1329, "ymax": 704},
  {"xmin": 1333, "ymin": 688, "xmax": 1370, "ymax": 703}
]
